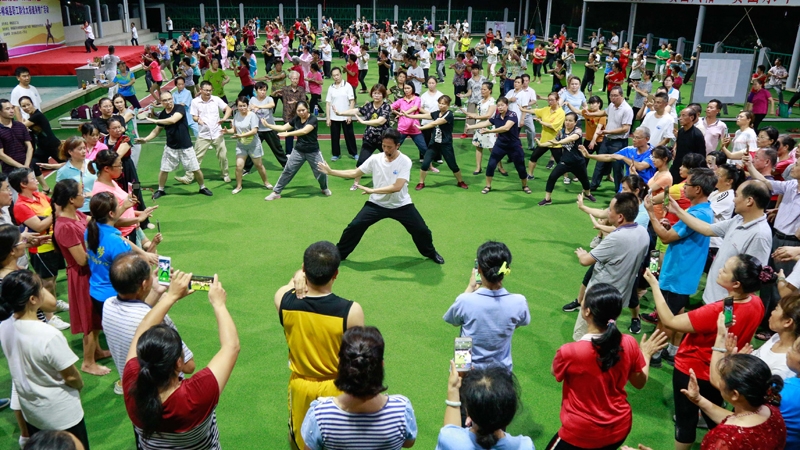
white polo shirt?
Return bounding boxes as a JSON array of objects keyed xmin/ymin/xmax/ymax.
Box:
[
  {"xmin": 325, "ymin": 81, "xmax": 354, "ymax": 121},
  {"xmin": 190, "ymin": 95, "xmax": 227, "ymax": 139},
  {"xmin": 360, "ymin": 152, "xmax": 412, "ymax": 209},
  {"xmin": 10, "ymin": 85, "xmax": 42, "ymax": 120}
]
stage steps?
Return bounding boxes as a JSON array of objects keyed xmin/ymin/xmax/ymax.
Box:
[{"xmin": 66, "ymin": 29, "xmax": 159, "ymax": 48}]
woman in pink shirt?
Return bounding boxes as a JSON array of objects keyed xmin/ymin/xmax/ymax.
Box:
[
  {"xmin": 148, "ymin": 51, "xmax": 164, "ymax": 105},
  {"xmin": 306, "ymin": 63, "xmax": 323, "ymax": 114},
  {"xmin": 435, "ymin": 41, "xmax": 447, "ymax": 82},
  {"xmin": 79, "ymin": 123, "xmax": 108, "ymax": 161},
  {"xmin": 391, "ymin": 83, "xmax": 429, "ymax": 162},
  {"xmin": 750, "ymin": 78, "xmax": 773, "ymax": 129}
]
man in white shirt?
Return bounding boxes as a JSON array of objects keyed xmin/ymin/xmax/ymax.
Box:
[
  {"xmin": 320, "ymin": 38, "xmax": 332, "ymax": 78},
  {"xmin": 176, "ymin": 80, "xmax": 232, "ymax": 184},
  {"xmin": 700, "ymin": 99, "xmax": 729, "ymax": 154},
  {"xmin": 417, "ymin": 43, "xmax": 431, "ymax": 80},
  {"xmin": 326, "ymin": 68, "xmax": 357, "ymax": 160},
  {"xmin": 520, "ymin": 74, "xmax": 537, "ymax": 151},
  {"xmin": 640, "ymin": 92, "xmax": 675, "ymax": 147},
  {"xmin": 166, "ymin": 16, "xmax": 174, "ymax": 39},
  {"xmin": 462, "ymin": 20, "xmax": 469, "ymax": 34},
  {"xmin": 10, "ymin": 67, "xmax": 42, "ymax": 122},
  {"xmin": 317, "ymin": 128, "xmax": 444, "ymax": 264},
  {"xmin": 406, "ymin": 55, "xmax": 425, "ymax": 94}
]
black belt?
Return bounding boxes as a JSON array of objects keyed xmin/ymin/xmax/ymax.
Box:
[{"xmin": 775, "ymin": 231, "xmax": 800, "ymax": 242}]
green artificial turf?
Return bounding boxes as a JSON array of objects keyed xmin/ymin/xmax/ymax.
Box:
[{"xmin": 0, "ymin": 37, "xmax": 745, "ymax": 450}]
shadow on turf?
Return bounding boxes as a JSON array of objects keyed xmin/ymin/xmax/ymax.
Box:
[{"xmin": 342, "ymin": 256, "xmax": 444, "ymax": 285}]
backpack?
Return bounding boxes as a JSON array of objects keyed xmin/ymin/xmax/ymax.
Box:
[
  {"xmin": 71, "ymin": 105, "xmax": 91, "ymax": 120},
  {"xmin": 91, "ymin": 104, "xmax": 101, "ymax": 118}
]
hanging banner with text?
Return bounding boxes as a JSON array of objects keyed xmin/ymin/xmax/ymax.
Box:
[
  {"xmin": 0, "ymin": 0, "xmax": 65, "ymax": 57},
  {"xmin": 583, "ymin": 0, "xmax": 800, "ymax": 5}
]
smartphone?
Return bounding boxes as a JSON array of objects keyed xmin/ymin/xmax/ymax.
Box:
[
  {"xmin": 157, "ymin": 256, "xmax": 171, "ymax": 286},
  {"xmin": 663, "ymin": 191, "xmax": 671, "ymax": 209},
  {"xmin": 156, "ymin": 220, "xmax": 161, "ymax": 233},
  {"xmin": 189, "ymin": 275, "xmax": 214, "ymax": 291},
  {"xmin": 454, "ymin": 337, "xmax": 473, "ymax": 372},
  {"xmin": 474, "ymin": 260, "xmax": 482, "ymax": 285},
  {"xmin": 132, "ymin": 181, "xmax": 141, "ymax": 192},
  {"xmin": 723, "ymin": 296, "xmax": 734, "ymax": 327}
]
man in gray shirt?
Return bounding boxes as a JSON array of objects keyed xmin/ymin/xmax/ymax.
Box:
[
  {"xmin": 668, "ymin": 179, "xmax": 772, "ymax": 306},
  {"xmin": 462, "ymin": 64, "xmax": 486, "ymax": 137},
  {"xmin": 572, "ymin": 192, "xmax": 650, "ymax": 341}
]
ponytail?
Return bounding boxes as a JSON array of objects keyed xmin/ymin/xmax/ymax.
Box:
[
  {"xmin": 87, "ymin": 192, "xmax": 117, "ymax": 253},
  {"xmin": 584, "ymin": 283, "xmax": 624, "ymax": 372},
  {"xmin": 51, "ymin": 180, "xmax": 81, "ymax": 251},
  {"xmin": 131, "ymin": 324, "xmax": 183, "ymax": 438}
]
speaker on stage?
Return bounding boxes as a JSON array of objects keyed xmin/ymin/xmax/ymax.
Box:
[{"xmin": 0, "ymin": 43, "xmax": 8, "ymax": 62}]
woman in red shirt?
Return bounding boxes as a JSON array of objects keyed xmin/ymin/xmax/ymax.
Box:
[
  {"xmin": 532, "ymin": 43, "xmax": 547, "ymax": 84},
  {"xmin": 549, "ymin": 283, "xmax": 667, "ymax": 450},
  {"xmin": 645, "ymin": 254, "xmax": 775, "ymax": 449},
  {"xmin": 618, "ymin": 42, "xmax": 631, "ymax": 72},
  {"xmin": 605, "ymin": 62, "xmax": 625, "ymax": 104},
  {"xmin": 234, "ymin": 56, "xmax": 255, "ymax": 98}
]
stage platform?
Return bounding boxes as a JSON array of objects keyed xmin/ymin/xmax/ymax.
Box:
[{"xmin": 0, "ymin": 45, "xmax": 145, "ymax": 77}]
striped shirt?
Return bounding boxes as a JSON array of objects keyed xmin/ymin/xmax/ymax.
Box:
[
  {"xmin": 301, "ymin": 395, "xmax": 417, "ymax": 450},
  {"xmin": 102, "ymin": 296, "xmax": 194, "ymax": 379}
]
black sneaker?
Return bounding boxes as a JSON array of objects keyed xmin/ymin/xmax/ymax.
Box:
[
  {"xmin": 152, "ymin": 189, "xmax": 166, "ymax": 200},
  {"xmin": 545, "ymin": 160, "xmax": 555, "ymax": 170},
  {"xmin": 562, "ymin": 299, "xmax": 581, "ymax": 312},
  {"xmin": 199, "ymin": 187, "xmax": 214, "ymax": 196},
  {"xmin": 538, "ymin": 198, "xmax": 552, "ymax": 206},
  {"xmin": 650, "ymin": 351, "xmax": 663, "ymax": 368},
  {"xmin": 629, "ymin": 318, "xmax": 641, "ymax": 334},
  {"xmin": 242, "ymin": 170, "xmax": 250, "ymax": 176},
  {"xmin": 642, "ymin": 311, "xmax": 659, "ymax": 324},
  {"xmin": 663, "ymin": 348, "xmax": 675, "ymax": 366},
  {"xmin": 430, "ymin": 253, "xmax": 445, "ymax": 264}
]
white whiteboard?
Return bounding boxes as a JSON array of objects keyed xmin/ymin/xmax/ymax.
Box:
[{"xmin": 690, "ymin": 53, "xmax": 755, "ymax": 104}]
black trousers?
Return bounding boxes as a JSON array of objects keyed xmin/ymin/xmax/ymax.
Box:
[
  {"xmin": 330, "ymin": 120, "xmax": 358, "ymax": 157},
  {"xmin": 422, "ymin": 142, "xmax": 459, "ymax": 173},
  {"xmin": 85, "ymin": 38, "xmax": 98, "ymax": 52},
  {"xmin": 673, "ymin": 368, "xmax": 723, "ymax": 444},
  {"xmin": 546, "ymin": 433, "xmax": 625, "ymax": 450},
  {"xmin": 244, "ymin": 131, "xmax": 288, "ymax": 171},
  {"xmin": 27, "ymin": 418, "xmax": 90, "ymax": 450},
  {"xmin": 336, "ymin": 202, "xmax": 437, "ymax": 260},
  {"xmin": 356, "ymin": 140, "xmax": 381, "ymax": 167},
  {"xmin": 453, "ymin": 84, "xmax": 467, "ymax": 107},
  {"xmin": 323, "ymin": 61, "xmax": 332, "ymax": 78},
  {"xmin": 545, "ymin": 160, "xmax": 590, "ymax": 192},
  {"xmin": 358, "ymin": 69, "xmax": 368, "ymax": 91},
  {"xmin": 589, "ymin": 138, "xmax": 627, "ymax": 191}
]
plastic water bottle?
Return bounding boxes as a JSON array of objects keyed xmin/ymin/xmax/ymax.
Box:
[
  {"xmin": 313, "ymin": 105, "xmax": 319, "ymax": 116},
  {"xmin": 648, "ymin": 250, "xmax": 660, "ymax": 276}
]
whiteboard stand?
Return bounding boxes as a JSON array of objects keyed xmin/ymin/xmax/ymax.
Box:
[{"xmin": 689, "ymin": 53, "xmax": 756, "ymax": 108}]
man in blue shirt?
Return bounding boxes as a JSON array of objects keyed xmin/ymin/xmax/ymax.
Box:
[
  {"xmin": 643, "ymin": 167, "xmax": 716, "ymax": 367},
  {"xmin": 190, "ymin": 27, "xmax": 200, "ymax": 50},
  {"xmin": 581, "ymin": 126, "xmax": 656, "ymax": 188}
]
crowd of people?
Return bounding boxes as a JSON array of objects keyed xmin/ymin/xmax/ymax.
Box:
[{"xmin": 2, "ymin": 11, "xmax": 800, "ymax": 450}]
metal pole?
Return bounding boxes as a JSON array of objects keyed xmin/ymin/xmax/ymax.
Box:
[
  {"xmin": 447, "ymin": 0, "xmax": 451, "ymax": 26},
  {"xmin": 693, "ymin": 5, "xmax": 706, "ymax": 51},
  {"xmin": 239, "ymin": 3, "xmax": 244, "ymax": 29},
  {"xmin": 627, "ymin": 4, "xmax": 636, "ymax": 46},
  {"xmin": 217, "ymin": 0, "xmax": 221, "ymax": 28},
  {"xmin": 788, "ymin": 21, "xmax": 800, "ymax": 90},
  {"xmin": 296, "ymin": 0, "xmax": 299, "ymax": 20},
  {"xmin": 139, "ymin": 0, "xmax": 147, "ymax": 29},
  {"xmin": 578, "ymin": 1, "xmax": 586, "ymax": 47},
  {"xmin": 94, "ymin": 0, "xmax": 103, "ymax": 37},
  {"xmin": 524, "ymin": 0, "xmax": 530, "ymax": 33},
  {"xmin": 544, "ymin": 0, "xmax": 551, "ymax": 39},
  {"xmin": 518, "ymin": 0, "xmax": 522, "ymax": 35},
  {"xmin": 373, "ymin": 0, "xmax": 376, "ymax": 23}
]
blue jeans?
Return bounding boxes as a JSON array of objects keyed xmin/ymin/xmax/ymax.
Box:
[
  {"xmin": 589, "ymin": 138, "xmax": 627, "ymax": 191},
  {"xmin": 398, "ymin": 133, "xmax": 429, "ymax": 161}
]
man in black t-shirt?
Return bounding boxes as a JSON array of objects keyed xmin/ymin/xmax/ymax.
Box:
[
  {"xmin": 135, "ymin": 92, "xmax": 213, "ymax": 199},
  {"xmin": 405, "ymin": 95, "xmax": 467, "ymax": 190},
  {"xmin": 671, "ymin": 107, "xmax": 706, "ymax": 180}
]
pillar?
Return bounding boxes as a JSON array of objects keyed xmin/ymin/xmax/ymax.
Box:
[
  {"xmin": 239, "ymin": 3, "xmax": 244, "ymax": 29},
  {"xmin": 94, "ymin": 0, "xmax": 103, "ymax": 37},
  {"xmin": 758, "ymin": 47, "xmax": 770, "ymax": 67},
  {"xmin": 518, "ymin": 0, "xmax": 522, "ymax": 34},
  {"xmin": 64, "ymin": 6, "xmax": 71, "ymax": 26},
  {"xmin": 101, "ymin": 4, "xmax": 109, "ymax": 22},
  {"xmin": 714, "ymin": 41, "xmax": 724, "ymax": 53},
  {"xmin": 373, "ymin": 0, "xmax": 376, "ymax": 23},
  {"xmin": 117, "ymin": 5, "xmax": 124, "ymax": 26},
  {"xmin": 646, "ymin": 33, "xmax": 653, "ymax": 54},
  {"xmin": 447, "ymin": 0, "xmax": 451, "ymax": 25},
  {"xmin": 122, "ymin": 0, "xmax": 129, "ymax": 31},
  {"xmin": 693, "ymin": 6, "xmax": 706, "ymax": 53},
  {"xmin": 627, "ymin": 3, "xmax": 636, "ymax": 46},
  {"xmin": 677, "ymin": 37, "xmax": 686, "ymax": 56},
  {"xmin": 139, "ymin": 0, "xmax": 146, "ymax": 29},
  {"xmin": 216, "ymin": 0, "xmax": 221, "ymax": 26},
  {"xmin": 432, "ymin": 7, "xmax": 436, "ymax": 26},
  {"xmin": 199, "ymin": 4, "xmax": 205, "ymax": 28},
  {"xmin": 787, "ymin": 22, "xmax": 800, "ymax": 90},
  {"xmin": 504, "ymin": 8, "xmax": 508, "ymax": 24},
  {"xmin": 318, "ymin": 4, "xmax": 323, "ymax": 29},
  {"xmin": 544, "ymin": 0, "xmax": 552, "ymax": 40},
  {"xmin": 578, "ymin": 1, "xmax": 587, "ymax": 46},
  {"xmin": 394, "ymin": 5, "xmax": 398, "ymax": 24},
  {"xmin": 524, "ymin": 0, "xmax": 530, "ymax": 33},
  {"xmin": 356, "ymin": 5, "xmax": 361, "ymax": 20},
  {"xmin": 467, "ymin": 7, "xmax": 472, "ymax": 33},
  {"xmin": 620, "ymin": 31, "xmax": 625, "ymax": 46},
  {"xmin": 296, "ymin": 0, "xmax": 299, "ymax": 20},
  {"xmin": 85, "ymin": 5, "xmax": 93, "ymax": 26}
]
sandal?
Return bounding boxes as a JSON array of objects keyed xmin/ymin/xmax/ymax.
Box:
[
  {"xmin": 232, "ymin": 187, "xmax": 243, "ymax": 195},
  {"xmin": 481, "ymin": 186, "xmax": 492, "ymax": 194},
  {"xmin": 522, "ymin": 186, "xmax": 532, "ymax": 194},
  {"xmin": 498, "ymin": 169, "xmax": 509, "ymax": 177}
]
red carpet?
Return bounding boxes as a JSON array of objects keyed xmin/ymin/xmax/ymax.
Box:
[{"xmin": 0, "ymin": 45, "xmax": 146, "ymax": 77}]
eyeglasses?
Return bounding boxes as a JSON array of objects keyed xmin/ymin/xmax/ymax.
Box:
[
  {"xmin": 684, "ymin": 183, "xmax": 697, "ymax": 188},
  {"xmin": 111, "ymin": 164, "xmax": 124, "ymax": 169}
]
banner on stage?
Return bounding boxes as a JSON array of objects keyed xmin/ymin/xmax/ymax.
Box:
[
  {"xmin": 584, "ymin": 0, "xmax": 800, "ymax": 5},
  {"xmin": 0, "ymin": 0, "xmax": 65, "ymax": 58}
]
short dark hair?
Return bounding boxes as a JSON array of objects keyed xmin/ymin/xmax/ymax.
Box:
[
  {"xmin": 110, "ymin": 253, "xmax": 151, "ymax": 295},
  {"xmin": 335, "ymin": 326, "xmax": 387, "ymax": 397},
  {"xmin": 654, "ymin": 92, "xmax": 669, "ymax": 103},
  {"xmin": 199, "ymin": 80, "xmax": 213, "ymax": 90},
  {"xmin": 759, "ymin": 148, "xmax": 778, "ymax": 167},
  {"xmin": 687, "ymin": 167, "xmax": 717, "ymax": 196},
  {"xmin": 461, "ymin": 367, "xmax": 520, "ymax": 448},
  {"xmin": 611, "ymin": 192, "xmax": 639, "ymax": 222},
  {"xmin": 8, "ymin": 167, "xmax": 32, "ymax": 193},
  {"xmin": 303, "ymin": 241, "xmax": 340, "ymax": 286},
  {"xmin": 20, "ymin": 430, "xmax": 79, "ymax": 450},
  {"xmin": 587, "ymin": 95, "xmax": 603, "ymax": 108},
  {"xmin": 740, "ymin": 180, "xmax": 771, "ymax": 210},
  {"xmin": 382, "ymin": 128, "xmax": 402, "ymax": 145},
  {"xmin": 14, "ymin": 67, "xmax": 30, "ymax": 77},
  {"xmin": 175, "ymin": 76, "xmax": 186, "ymax": 84},
  {"xmin": 708, "ymin": 99, "xmax": 723, "ymax": 110},
  {"xmin": 255, "ymin": 81, "xmax": 268, "ymax": 90}
]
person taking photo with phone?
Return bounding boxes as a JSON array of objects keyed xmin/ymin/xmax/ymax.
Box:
[{"xmin": 442, "ymin": 241, "xmax": 529, "ymax": 372}]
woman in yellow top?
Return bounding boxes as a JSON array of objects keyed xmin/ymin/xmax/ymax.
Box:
[
  {"xmin": 225, "ymin": 33, "xmax": 236, "ymax": 67},
  {"xmin": 459, "ymin": 32, "xmax": 471, "ymax": 53},
  {"xmin": 522, "ymin": 92, "xmax": 565, "ymax": 179}
]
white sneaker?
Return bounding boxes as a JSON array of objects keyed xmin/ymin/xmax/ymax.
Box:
[
  {"xmin": 265, "ymin": 192, "xmax": 281, "ymax": 201},
  {"xmin": 48, "ymin": 315, "xmax": 70, "ymax": 331},
  {"xmin": 321, "ymin": 189, "xmax": 332, "ymax": 197},
  {"xmin": 223, "ymin": 176, "xmax": 231, "ymax": 183},
  {"xmin": 590, "ymin": 235, "xmax": 603, "ymax": 248},
  {"xmin": 55, "ymin": 299, "xmax": 69, "ymax": 312},
  {"xmin": 563, "ymin": 176, "xmax": 571, "ymax": 184},
  {"xmin": 350, "ymin": 184, "xmax": 359, "ymax": 191},
  {"xmin": 114, "ymin": 380, "xmax": 123, "ymax": 395}
]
